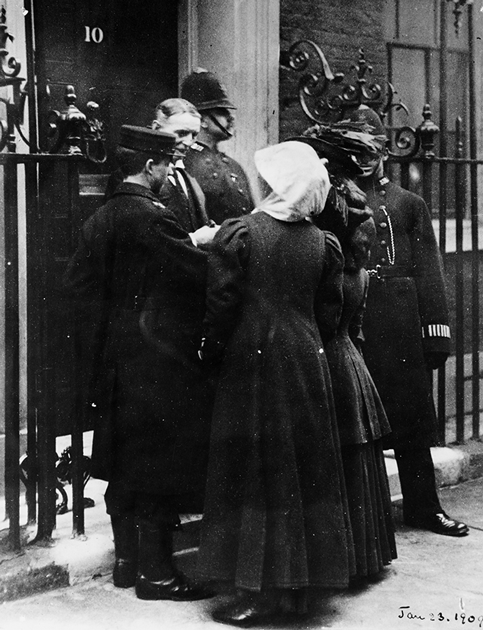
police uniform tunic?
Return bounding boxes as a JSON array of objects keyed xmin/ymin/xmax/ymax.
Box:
[
  {"xmin": 361, "ymin": 177, "xmax": 451, "ymax": 450},
  {"xmin": 184, "ymin": 141, "xmax": 254, "ymax": 224}
]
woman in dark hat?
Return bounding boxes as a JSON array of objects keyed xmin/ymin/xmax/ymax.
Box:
[
  {"xmin": 323, "ymin": 211, "xmax": 397, "ymax": 582},
  {"xmin": 196, "ymin": 141, "xmax": 355, "ymax": 626},
  {"xmin": 296, "ymin": 127, "xmax": 397, "ymax": 581}
]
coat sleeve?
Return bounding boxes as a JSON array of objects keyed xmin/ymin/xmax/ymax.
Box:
[
  {"xmin": 315, "ymin": 231, "xmax": 344, "ymax": 343},
  {"xmin": 349, "ymin": 270, "xmax": 368, "ymax": 350},
  {"xmin": 410, "ymin": 195, "xmax": 451, "ymax": 356},
  {"xmin": 137, "ymin": 204, "xmax": 208, "ymax": 281},
  {"xmin": 201, "ymin": 218, "xmax": 251, "ymax": 362}
]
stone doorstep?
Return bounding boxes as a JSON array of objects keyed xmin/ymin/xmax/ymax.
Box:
[
  {"xmin": 1, "ymin": 442, "xmax": 483, "ymax": 604},
  {"xmin": 384, "ymin": 440, "xmax": 483, "ymax": 490}
]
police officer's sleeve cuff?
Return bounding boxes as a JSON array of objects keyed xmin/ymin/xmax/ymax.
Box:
[
  {"xmin": 422, "ymin": 324, "xmax": 451, "ymax": 355},
  {"xmin": 421, "ymin": 324, "xmax": 450, "ymax": 340}
]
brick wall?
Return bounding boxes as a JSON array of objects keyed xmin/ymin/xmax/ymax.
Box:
[{"xmin": 279, "ymin": 0, "xmax": 388, "ymax": 139}]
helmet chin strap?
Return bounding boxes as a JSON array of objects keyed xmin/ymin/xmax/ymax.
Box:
[{"xmin": 208, "ymin": 112, "xmax": 233, "ymax": 138}]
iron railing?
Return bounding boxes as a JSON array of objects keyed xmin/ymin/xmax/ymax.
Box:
[
  {"xmin": 282, "ymin": 40, "xmax": 482, "ymax": 447},
  {"xmin": 2, "ymin": 4, "xmax": 106, "ymax": 550},
  {"xmin": 1, "ymin": 152, "xmax": 86, "ymax": 551}
]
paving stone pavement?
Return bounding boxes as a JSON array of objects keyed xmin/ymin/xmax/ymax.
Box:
[{"xmin": 0, "ymin": 476, "xmax": 482, "ymax": 630}]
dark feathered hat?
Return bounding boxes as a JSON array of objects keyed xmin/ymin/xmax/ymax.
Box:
[{"xmin": 289, "ymin": 135, "xmax": 364, "ymax": 175}]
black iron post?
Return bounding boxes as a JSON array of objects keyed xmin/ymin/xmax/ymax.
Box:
[
  {"xmin": 454, "ymin": 118, "xmax": 466, "ymax": 443},
  {"xmin": 467, "ymin": 3, "xmax": 480, "ymax": 440},
  {"xmin": 437, "ymin": 1, "xmax": 449, "ymax": 441}
]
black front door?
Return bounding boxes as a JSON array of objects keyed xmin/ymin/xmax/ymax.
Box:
[
  {"xmin": 30, "ymin": 0, "xmax": 179, "ymax": 435},
  {"xmin": 34, "ymin": 0, "xmax": 179, "ymax": 164}
]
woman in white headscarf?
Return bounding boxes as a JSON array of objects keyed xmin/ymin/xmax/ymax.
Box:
[{"xmin": 196, "ymin": 141, "xmax": 355, "ymax": 626}]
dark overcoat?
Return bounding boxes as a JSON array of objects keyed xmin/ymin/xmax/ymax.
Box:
[
  {"xmin": 64, "ymin": 183, "xmax": 213, "ymax": 500},
  {"xmin": 184, "ymin": 141, "xmax": 255, "ymax": 224},
  {"xmin": 161, "ymin": 166, "xmax": 209, "ymax": 231},
  {"xmin": 197, "ymin": 212, "xmax": 356, "ymax": 591},
  {"xmin": 362, "ymin": 178, "xmax": 451, "ymax": 450}
]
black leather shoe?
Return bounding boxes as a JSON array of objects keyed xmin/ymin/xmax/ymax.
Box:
[
  {"xmin": 135, "ymin": 573, "xmax": 215, "ymax": 601},
  {"xmin": 212, "ymin": 596, "xmax": 281, "ymax": 627},
  {"xmin": 405, "ymin": 512, "xmax": 469, "ymax": 537},
  {"xmin": 113, "ymin": 559, "xmax": 136, "ymax": 588}
]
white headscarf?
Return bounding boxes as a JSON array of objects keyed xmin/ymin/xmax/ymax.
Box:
[{"xmin": 254, "ymin": 141, "xmax": 331, "ymax": 222}]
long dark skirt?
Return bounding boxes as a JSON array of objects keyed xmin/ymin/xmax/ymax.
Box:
[{"xmin": 341, "ymin": 441, "xmax": 397, "ymax": 577}]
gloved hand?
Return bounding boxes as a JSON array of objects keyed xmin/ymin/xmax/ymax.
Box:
[{"xmin": 424, "ymin": 351, "xmax": 449, "ymax": 370}]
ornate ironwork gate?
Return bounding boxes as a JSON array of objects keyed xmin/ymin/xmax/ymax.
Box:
[{"xmin": 1, "ymin": 8, "xmax": 104, "ymax": 549}]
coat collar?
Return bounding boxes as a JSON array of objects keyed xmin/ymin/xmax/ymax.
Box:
[{"xmin": 112, "ymin": 182, "xmax": 160, "ymax": 203}]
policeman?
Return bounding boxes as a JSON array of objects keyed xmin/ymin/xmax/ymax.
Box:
[
  {"xmin": 64, "ymin": 125, "xmax": 218, "ymax": 600},
  {"xmin": 181, "ymin": 69, "xmax": 255, "ymax": 224},
  {"xmin": 340, "ymin": 106, "xmax": 468, "ymax": 537}
]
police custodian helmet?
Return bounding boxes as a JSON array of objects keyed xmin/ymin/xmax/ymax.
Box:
[
  {"xmin": 180, "ymin": 69, "xmax": 236, "ymax": 111},
  {"xmin": 341, "ymin": 105, "xmax": 386, "ymax": 137}
]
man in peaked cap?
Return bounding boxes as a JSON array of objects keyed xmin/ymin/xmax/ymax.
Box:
[
  {"xmin": 105, "ymin": 98, "xmax": 210, "ymax": 236},
  {"xmin": 339, "ymin": 106, "xmax": 469, "ymax": 538},
  {"xmin": 64, "ymin": 125, "xmax": 218, "ymax": 601},
  {"xmin": 181, "ymin": 68, "xmax": 255, "ymax": 224}
]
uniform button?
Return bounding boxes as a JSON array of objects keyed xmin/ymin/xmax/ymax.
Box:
[
  {"xmin": 238, "ymin": 188, "xmax": 244, "ymax": 194},
  {"xmin": 380, "ymin": 190, "xmax": 386, "ymax": 196},
  {"xmin": 222, "ymin": 156, "xmax": 229, "ymax": 163},
  {"xmin": 381, "ymin": 240, "xmax": 387, "ymax": 246},
  {"xmin": 379, "ymin": 222, "xmax": 387, "ymax": 228},
  {"xmin": 381, "ymin": 257, "xmax": 387, "ymax": 263},
  {"xmin": 213, "ymin": 172, "xmax": 219, "ymax": 179},
  {"xmin": 205, "ymin": 158, "xmax": 212, "ymax": 164},
  {"xmin": 241, "ymin": 207, "xmax": 247, "ymax": 212}
]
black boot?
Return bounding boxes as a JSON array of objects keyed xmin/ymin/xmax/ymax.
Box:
[
  {"xmin": 212, "ymin": 591, "xmax": 282, "ymax": 627},
  {"xmin": 111, "ymin": 514, "xmax": 138, "ymax": 588},
  {"xmin": 135, "ymin": 520, "xmax": 214, "ymax": 601}
]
